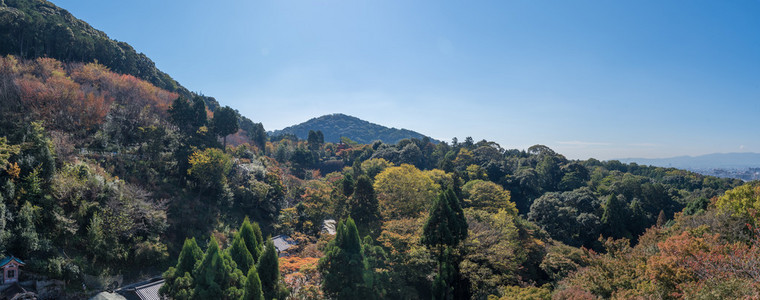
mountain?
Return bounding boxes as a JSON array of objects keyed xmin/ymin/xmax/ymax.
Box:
[
  {"xmin": 617, "ymin": 153, "xmax": 760, "ymax": 170},
  {"xmin": 269, "ymin": 113, "xmax": 440, "ymax": 144}
]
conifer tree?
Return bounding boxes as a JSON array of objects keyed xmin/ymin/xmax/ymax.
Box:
[
  {"xmin": 243, "ymin": 264, "xmax": 264, "ymax": 300},
  {"xmin": 193, "ymin": 237, "xmax": 245, "ymax": 300},
  {"xmin": 421, "ymin": 189, "xmax": 468, "ymax": 253},
  {"xmin": 601, "ymin": 194, "xmax": 628, "ymax": 238},
  {"xmin": 421, "ymin": 189, "xmax": 469, "ymax": 300},
  {"xmin": 160, "ymin": 237, "xmax": 203, "ymax": 300},
  {"xmin": 212, "ymin": 106, "xmax": 240, "ymax": 151},
  {"xmin": 228, "ymin": 234, "xmax": 254, "ymax": 274},
  {"xmin": 350, "ymin": 175, "xmax": 381, "ymax": 238},
  {"xmin": 252, "ymin": 222, "xmax": 264, "ymax": 252},
  {"xmin": 258, "ymin": 238, "xmax": 284, "ymax": 300},
  {"xmin": 239, "ymin": 217, "xmax": 262, "ymax": 262},
  {"xmin": 318, "ymin": 217, "xmax": 368, "ymax": 300}
]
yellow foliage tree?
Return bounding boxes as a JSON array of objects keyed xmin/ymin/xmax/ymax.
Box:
[
  {"xmin": 374, "ymin": 164, "xmax": 439, "ymax": 219},
  {"xmin": 462, "ymin": 180, "xmax": 516, "ymax": 215},
  {"xmin": 714, "ymin": 182, "xmax": 760, "ymax": 224}
]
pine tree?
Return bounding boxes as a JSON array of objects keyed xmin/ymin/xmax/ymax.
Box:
[
  {"xmin": 160, "ymin": 238, "xmax": 203, "ymax": 300},
  {"xmin": 193, "ymin": 237, "xmax": 245, "ymax": 300},
  {"xmin": 212, "ymin": 106, "xmax": 240, "ymax": 151},
  {"xmin": 350, "ymin": 175, "xmax": 381, "ymax": 238},
  {"xmin": 258, "ymin": 238, "xmax": 284, "ymax": 300},
  {"xmin": 228, "ymin": 234, "xmax": 254, "ymax": 274},
  {"xmin": 240, "ymin": 217, "xmax": 262, "ymax": 262},
  {"xmin": 318, "ymin": 217, "xmax": 368, "ymax": 300},
  {"xmin": 243, "ymin": 264, "xmax": 264, "ymax": 300}
]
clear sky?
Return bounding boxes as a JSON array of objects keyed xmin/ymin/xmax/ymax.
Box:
[{"xmin": 52, "ymin": 0, "xmax": 760, "ymax": 160}]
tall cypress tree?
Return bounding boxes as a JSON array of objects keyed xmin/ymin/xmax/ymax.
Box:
[
  {"xmin": 421, "ymin": 189, "xmax": 469, "ymax": 300},
  {"xmin": 258, "ymin": 238, "xmax": 284, "ymax": 300},
  {"xmin": 243, "ymin": 264, "xmax": 264, "ymax": 300},
  {"xmin": 318, "ymin": 217, "xmax": 368, "ymax": 300},
  {"xmin": 421, "ymin": 189, "xmax": 468, "ymax": 253},
  {"xmin": 239, "ymin": 217, "xmax": 262, "ymax": 262},
  {"xmin": 160, "ymin": 237, "xmax": 203, "ymax": 300},
  {"xmin": 228, "ymin": 234, "xmax": 254, "ymax": 274},
  {"xmin": 193, "ymin": 237, "xmax": 245, "ymax": 300},
  {"xmin": 350, "ymin": 175, "xmax": 381, "ymax": 238}
]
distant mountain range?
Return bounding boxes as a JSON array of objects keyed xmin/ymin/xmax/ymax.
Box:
[
  {"xmin": 269, "ymin": 113, "xmax": 440, "ymax": 144},
  {"xmin": 617, "ymin": 153, "xmax": 760, "ymax": 170}
]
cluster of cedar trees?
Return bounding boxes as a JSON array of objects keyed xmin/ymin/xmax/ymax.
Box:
[{"xmin": 160, "ymin": 218, "xmax": 286, "ymax": 300}]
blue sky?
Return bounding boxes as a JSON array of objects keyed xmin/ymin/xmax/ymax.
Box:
[{"xmin": 53, "ymin": 0, "xmax": 759, "ymax": 160}]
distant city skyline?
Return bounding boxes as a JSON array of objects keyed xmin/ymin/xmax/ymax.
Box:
[{"xmin": 52, "ymin": 0, "xmax": 760, "ymax": 160}]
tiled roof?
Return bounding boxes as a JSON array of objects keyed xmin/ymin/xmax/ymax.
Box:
[
  {"xmin": 272, "ymin": 235, "xmax": 297, "ymax": 252},
  {"xmin": 0, "ymin": 256, "xmax": 25, "ymax": 267},
  {"xmin": 116, "ymin": 278, "xmax": 164, "ymax": 300}
]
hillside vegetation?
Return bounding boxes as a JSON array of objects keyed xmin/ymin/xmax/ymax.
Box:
[
  {"xmin": 0, "ymin": 1, "xmax": 759, "ymax": 299},
  {"xmin": 269, "ymin": 113, "xmax": 439, "ymax": 145}
]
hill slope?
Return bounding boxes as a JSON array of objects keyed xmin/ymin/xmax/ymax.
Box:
[
  {"xmin": 0, "ymin": 0, "xmax": 265, "ymax": 142},
  {"xmin": 269, "ymin": 113, "xmax": 440, "ymax": 144}
]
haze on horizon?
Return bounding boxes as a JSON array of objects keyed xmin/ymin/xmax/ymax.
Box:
[{"xmin": 53, "ymin": 0, "xmax": 760, "ymax": 160}]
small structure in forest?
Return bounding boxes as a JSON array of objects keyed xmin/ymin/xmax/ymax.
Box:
[
  {"xmin": 0, "ymin": 256, "xmax": 25, "ymax": 284},
  {"xmin": 272, "ymin": 235, "xmax": 297, "ymax": 256}
]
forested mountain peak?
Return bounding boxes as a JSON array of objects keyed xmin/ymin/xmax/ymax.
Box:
[{"xmin": 269, "ymin": 113, "xmax": 440, "ymax": 144}]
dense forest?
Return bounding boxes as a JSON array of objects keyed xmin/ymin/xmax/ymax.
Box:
[{"xmin": 0, "ymin": 1, "xmax": 759, "ymax": 299}]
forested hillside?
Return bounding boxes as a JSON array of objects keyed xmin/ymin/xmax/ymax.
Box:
[
  {"xmin": 1, "ymin": 1, "xmax": 759, "ymax": 299},
  {"xmin": 0, "ymin": 0, "xmax": 267, "ymax": 147},
  {"xmin": 269, "ymin": 113, "xmax": 439, "ymax": 145}
]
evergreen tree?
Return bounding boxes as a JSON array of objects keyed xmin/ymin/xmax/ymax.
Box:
[
  {"xmin": 212, "ymin": 106, "xmax": 240, "ymax": 151},
  {"xmin": 160, "ymin": 237, "xmax": 203, "ymax": 300},
  {"xmin": 243, "ymin": 265, "xmax": 264, "ymax": 300},
  {"xmin": 318, "ymin": 217, "xmax": 368, "ymax": 300},
  {"xmin": 239, "ymin": 217, "xmax": 262, "ymax": 262},
  {"xmin": 193, "ymin": 237, "xmax": 245, "ymax": 300},
  {"xmin": 421, "ymin": 189, "xmax": 468, "ymax": 253},
  {"xmin": 350, "ymin": 175, "xmax": 382, "ymax": 238},
  {"xmin": 421, "ymin": 189, "xmax": 469, "ymax": 300},
  {"xmin": 228, "ymin": 234, "xmax": 254, "ymax": 274},
  {"xmin": 258, "ymin": 238, "xmax": 285, "ymax": 300},
  {"xmin": 342, "ymin": 173, "xmax": 355, "ymax": 197},
  {"xmin": 601, "ymin": 194, "xmax": 629, "ymax": 239},
  {"xmin": 252, "ymin": 222, "xmax": 264, "ymax": 252}
]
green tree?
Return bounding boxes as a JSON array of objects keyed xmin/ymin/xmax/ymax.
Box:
[
  {"xmin": 374, "ymin": 164, "xmax": 438, "ymax": 219},
  {"xmin": 307, "ymin": 130, "xmax": 323, "ymax": 151},
  {"xmin": 212, "ymin": 106, "xmax": 240, "ymax": 151},
  {"xmin": 187, "ymin": 148, "xmax": 232, "ymax": 195},
  {"xmin": 239, "ymin": 217, "xmax": 263, "ymax": 262},
  {"xmin": 422, "ymin": 189, "xmax": 468, "ymax": 252},
  {"xmin": 243, "ymin": 264, "xmax": 264, "ymax": 300},
  {"xmin": 421, "ymin": 189, "xmax": 469, "ymax": 299},
  {"xmin": 160, "ymin": 238, "xmax": 203, "ymax": 300},
  {"xmin": 258, "ymin": 238, "xmax": 285, "ymax": 300},
  {"xmin": 350, "ymin": 175, "xmax": 382, "ymax": 238},
  {"xmin": 318, "ymin": 217, "xmax": 368, "ymax": 300},
  {"xmin": 601, "ymin": 194, "xmax": 630, "ymax": 239},
  {"xmin": 15, "ymin": 201, "xmax": 40, "ymax": 254},
  {"xmin": 461, "ymin": 180, "xmax": 516, "ymax": 214},
  {"xmin": 228, "ymin": 234, "xmax": 254, "ymax": 274},
  {"xmin": 193, "ymin": 237, "xmax": 245, "ymax": 300}
]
